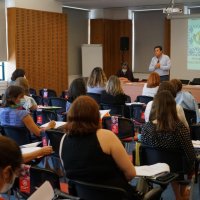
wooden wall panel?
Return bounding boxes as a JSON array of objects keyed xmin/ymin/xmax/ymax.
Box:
[
  {"xmin": 7, "ymin": 8, "xmax": 68, "ymax": 95},
  {"xmin": 91, "ymin": 19, "xmax": 132, "ymax": 78}
]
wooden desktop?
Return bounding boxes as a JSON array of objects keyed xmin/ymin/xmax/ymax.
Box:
[{"xmin": 122, "ymin": 82, "xmax": 200, "ymax": 103}]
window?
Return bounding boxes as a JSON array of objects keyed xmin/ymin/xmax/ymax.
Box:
[{"xmin": 0, "ymin": 62, "xmax": 5, "ymax": 80}]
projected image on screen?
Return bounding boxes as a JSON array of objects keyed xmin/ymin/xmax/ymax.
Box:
[{"xmin": 188, "ymin": 19, "xmax": 200, "ymax": 70}]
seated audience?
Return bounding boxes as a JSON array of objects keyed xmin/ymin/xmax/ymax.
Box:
[
  {"xmin": 0, "ymin": 136, "xmax": 23, "ymax": 194},
  {"xmin": 66, "ymin": 78, "xmax": 87, "ymax": 112},
  {"xmin": 142, "ymin": 72, "xmax": 160, "ymax": 97},
  {"xmin": 60, "ymin": 96, "xmax": 138, "ymax": 199},
  {"xmin": 15, "ymin": 77, "xmax": 37, "ymax": 111},
  {"xmin": 87, "ymin": 67, "xmax": 107, "ymax": 94},
  {"xmin": 170, "ymin": 79, "xmax": 200, "ymax": 123},
  {"xmin": 144, "ymin": 81, "xmax": 189, "ymax": 129},
  {"xmin": 101, "ymin": 75, "xmax": 131, "ymax": 105},
  {"xmin": 0, "ymin": 86, "xmax": 55, "ymax": 137},
  {"xmin": 9, "ymin": 68, "xmax": 26, "ymax": 86},
  {"xmin": 116, "ymin": 62, "xmax": 134, "ymax": 82},
  {"xmin": 141, "ymin": 90, "xmax": 195, "ymax": 200}
]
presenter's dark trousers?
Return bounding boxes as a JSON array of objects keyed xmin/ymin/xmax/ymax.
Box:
[{"xmin": 160, "ymin": 75, "xmax": 169, "ymax": 82}]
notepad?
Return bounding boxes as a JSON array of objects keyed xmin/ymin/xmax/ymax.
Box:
[
  {"xmin": 21, "ymin": 141, "xmax": 42, "ymax": 148},
  {"xmin": 21, "ymin": 147, "xmax": 42, "ymax": 154},
  {"xmin": 135, "ymin": 163, "xmax": 170, "ymax": 177},
  {"xmin": 40, "ymin": 121, "xmax": 67, "ymax": 129},
  {"xmin": 28, "ymin": 181, "xmax": 54, "ymax": 200},
  {"xmin": 192, "ymin": 140, "xmax": 200, "ymax": 148}
]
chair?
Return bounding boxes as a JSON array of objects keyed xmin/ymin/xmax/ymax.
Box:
[
  {"xmin": 29, "ymin": 88, "xmax": 37, "ymax": 95},
  {"xmin": 39, "ymin": 88, "xmax": 57, "ymax": 98},
  {"xmin": 34, "ymin": 110, "xmax": 57, "ymax": 125},
  {"xmin": 190, "ymin": 78, "xmax": 200, "ymax": 85},
  {"xmin": 100, "ymin": 103, "xmax": 125, "ymax": 117},
  {"xmin": 31, "ymin": 94, "xmax": 43, "ymax": 105},
  {"xmin": 15, "ymin": 166, "xmax": 60, "ymax": 198},
  {"xmin": 180, "ymin": 79, "xmax": 190, "ymax": 85},
  {"xmin": 138, "ymin": 144, "xmax": 192, "ymax": 181},
  {"xmin": 183, "ymin": 108, "xmax": 197, "ymax": 127},
  {"xmin": 1, "ymin": 126, "xmax": 32, "ymax": 146},
  {"xmin": 49, "ymin": 97, "xmax": 67, "ymax": 121},
  {"xmin": 135, "ymin": 95, "xmax": 153, "ymax": 104},
  {"xmin": 87, "ymin": 93, "xmax": 101, "ymax": 105},
  {"xmin": 68, "ymin": 179, "xmax": 129, "ymax": 200},
  {"xmin": 129, "ymin": 104, "xmax": 145, "ymax": 123},
  {"xmin": 46, "ymin": 129, "xmax": 64, "ymax": 156},
  {"xmin": 102, "ymin": 116, "xmax": 134, "ymax": 140},
  {"xmin": 68, "ymin": 179, "xmax": 163, "ymax": 200}
]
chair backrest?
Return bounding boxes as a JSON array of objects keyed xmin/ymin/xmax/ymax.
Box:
[
  {"xmin": 29, "ymin": 88, "xmax": 37, "ymax": 95},
  {"xmin": 68, "ymin": 179, "xmax": 129, "ymax": 200},
  {"xmin": 139, "ymin": 144, "xmax": 190, "ymax": 174},
  {"xmin": 46, "ymin": 129, "xmax": 64, "ymax": 156},
  {"xmin": 190, "ymin": 78, "xmax": 200, "ymax": 85},
  {"xmin": 183, "ymin": 108, "xmax": 197, "ymax": 126},
  {"xmin": 130, "ymin": 104, "xmax": 145, "ymax": 123},
  {"xmin": 1, "ymin": 126, "xmax": 31, "ymax": 146},
  {"xmin": 101, "ymin": 103, "xmax": 125, "ymax": 117},
  {"xmin": 49, "ymin": 97, "xmax": 67, "ymax": 113},
  {"xmin": 34, "ymin": 110, "xmax": 57, "ymax": 125},
  {"xmin": 102, "ymin": 116, "xmax": 134, "ymax": 139},
  {"xmin": 30, "ymin": 166, "xmax": 60, "ymax": 194},
  {"xmin": 180, "ymin": 79, "xmax": 190, "ymax": 85},
  {"xmin": 39, "ymin": 88, "xmax": 57, "ymax": 98},
  {"xmin": 87, "ymin": 93, "xmax": 101, "ymax": 105},
  {"xmin": 31, "ymin": 94, "xmax": 43, "ymax": 105},
  {"xmin": 135, "ymin": 95, "xmax": 153, "ymax": 104}
]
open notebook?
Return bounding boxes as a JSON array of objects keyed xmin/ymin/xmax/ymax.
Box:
[
  {"xmin": 40, "ymin": 121, "xmax": 67, "ymax": 129},
  {"xmin": 135, "ymin": 163, "xmax": 170, "ymax": 177}
]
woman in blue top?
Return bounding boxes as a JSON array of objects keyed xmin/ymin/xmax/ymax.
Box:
[{"xmin": 0, "ymin": 85, "xmax": 55, "ymax": 137}]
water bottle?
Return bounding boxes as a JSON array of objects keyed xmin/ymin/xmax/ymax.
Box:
[{"xmin": 41, "ymin": 130, "xmax": 48, "ymax": 146}]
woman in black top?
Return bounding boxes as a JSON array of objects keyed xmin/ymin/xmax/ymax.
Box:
[
  {"xmin": 141, "ymin": 90, "xmax": 195, "ymax": 200},
  {"xmin": 60, "ymin": 96, "xmax": 138, "ymax": 199}
]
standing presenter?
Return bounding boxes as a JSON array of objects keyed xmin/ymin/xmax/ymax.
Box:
[{"xmin": 149, "ymin": 46, "xmax": 171, "ymax": 82}]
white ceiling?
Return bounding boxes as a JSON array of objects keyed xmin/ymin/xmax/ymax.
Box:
[{"xmin": 56, "ymin": 0, "xmax": 200, "ymax": 10}]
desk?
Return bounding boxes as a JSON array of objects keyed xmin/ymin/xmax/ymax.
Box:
[{"xmin": 122, "ymin": 83, "xmax": 200, "ymax": 103}]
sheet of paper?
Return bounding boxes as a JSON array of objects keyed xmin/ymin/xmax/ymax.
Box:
[
  {"xmin": 28, "ymin": 181, "xmax": 54, "ymax": 200},
  {"xmin": 21, "ymin": 147, "xmax": 41, "ymax": 154},
  {"xmin": 125, "ymin": 102, "xmax": 145, "ymax": 106},
  {"xmin": 21, "ymin": 141, "xmax": 42, "ymax": 148},
  {"xmin": 37, "ymin": 106, "xmax": 61, "ymax": 110},
  {"xmin": 135, "ymin": 163, "xmax": 170, "ymax": 177},
  {"xmin": 192, "ymin": 140, "xmax": 200, "ymax": 148},
  {"xmin": 99, "ymin": 110, "xmax": 110, "ymax": 119},
  {"xmin": 40, "ymin": 121, "xmax": 67, "ymax": 129}
]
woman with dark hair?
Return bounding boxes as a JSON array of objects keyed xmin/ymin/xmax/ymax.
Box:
[
  {"xmin": 9, "ymin": 68, "xmax": 26, "ymax": 85},
  {"xmin": 87, "ymin": 67, "xmax": 107, "ymax": 94},
  {"xmin": 141, "ymin": 90, "xmax": 195, "ymax": 200},
  {"xmin": 144, "ymin": 81, "xmax": 189, "ymax": 129},
  {"xmin": 0, "ymin": 136, "xmax": 22, "ymax": 194},
  {"xmin": 60, "ymin": 96, "xmax": 138, "ymax": 199},
  {"xmin": 66, "ymin": 78, "xmax": 87, "ymax": 112},
  {"xmin": 0, "ymin": 85, "xmax": 55, "ymax": 136},
  {"xmin": 142, "ymin": 72, "xmax": 160, "ymax": 97}
]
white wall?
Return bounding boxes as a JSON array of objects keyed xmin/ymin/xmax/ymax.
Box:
[{"xmin": 90, "ymin": 8, "xmax": 130, "ymax": 19}]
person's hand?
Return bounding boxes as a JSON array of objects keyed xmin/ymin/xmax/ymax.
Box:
[
  {"xmin": 46, "ymin": 120, "xmax": 56, "ymax": 129},
  {"xmin": 155, "ymin": 63, "xmax": 160, "ymax": 68},
  {"xmin": 40, "ymin": 146, "xmax": 53, "ymax": 156}
]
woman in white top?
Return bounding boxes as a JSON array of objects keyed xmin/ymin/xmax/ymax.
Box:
[
  {"xmin": 87, "ymin": 67, "xmax": 107, "ymax": 94},
  {"xmin": 144, "ymin": 81, "xmax": 189, "ymax": 129},
  {"xmin": 142, "ymin": 72, "xmax": 160, "ymax": 97},
  {"xmin": 15, "ymin": 77, "xmax": 37, "ymax": 111}
]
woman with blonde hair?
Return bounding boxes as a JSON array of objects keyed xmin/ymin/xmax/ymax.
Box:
[
  {"xmin": 87, "ymin": 67, "xmax": 107, "ymax": 94},
  {"xmin": 142, "ymin": 72, "xmax": 160, "ymax": 97},
  {"xmin": 15, "ymin": 77, "xmax": 37, "ymax": 111},
  {"xmin": 101, "ymin": 75, "xmax": 131, "ymax": 105}
]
